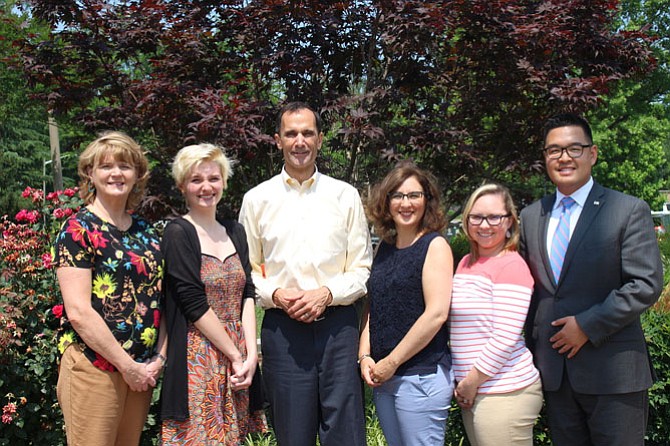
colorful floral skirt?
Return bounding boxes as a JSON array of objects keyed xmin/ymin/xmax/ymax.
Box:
[{"xmin": 161, "ymin": 325, "xmax": 267, "ymax": 445}]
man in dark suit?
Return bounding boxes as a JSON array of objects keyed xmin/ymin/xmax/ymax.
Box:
[{"xmin": 519, "ymin": 113, "xmax": 663, "ymax": 445}]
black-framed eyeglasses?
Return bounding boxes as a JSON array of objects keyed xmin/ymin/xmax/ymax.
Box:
[
  {"xmin": 389, "ymin": 191, "xmax": 425, "ymax": 203},
  {"xmin": 543, "ymin": 143, "xmax": 592, "ymax": 160},
  {"xmin": 467, "ymin": 214, "xmax": 511, "ymax": 226}
]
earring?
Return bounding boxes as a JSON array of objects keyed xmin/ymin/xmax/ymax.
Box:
[
  {"xmin": 88, "ymin": 181, "xmax": 95, "ymax": 193},
  {"xmin": 506, "ymin": 230, "xmax": 511, "ymax": 239},
  {"xmin": 133, "ymin": 185, "xmax": 139, "ymax": 193}
]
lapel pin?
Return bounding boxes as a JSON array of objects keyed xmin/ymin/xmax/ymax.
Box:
[{"xmin": 593, "ymin": 201, "xmax": 600, "ymax": 206}]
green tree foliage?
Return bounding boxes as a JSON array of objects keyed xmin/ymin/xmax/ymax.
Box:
[
  {"xmin": 0, "ymin": 3, "xmax": 50, "ymax": 216},
  {"xmin": 587, "ymin": 0, "xmax": 670, "ymax": 210},
  {"xmin": 13, "ymin": 0, "xmax": 655, "ymax": 217}
]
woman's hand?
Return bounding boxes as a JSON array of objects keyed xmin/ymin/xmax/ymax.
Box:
[
  {"xmin": 145, "ymin": 355, "xmax": 165, "ymax": 383},
  {"xmin": 369, "ymin": 356, "xmax": 398, "ymax": 384},
  {"xmin": 121, "ymin": 361, "xmax": 156, "ymax": 392},
  {"xmin": 230, "ymin": 356, "xmax": 254, "ymax": 391},
  {"xmin": 360, "ymin": 356, "xmax": 381, "ymax": 387},
  {"xmin": 454, "ymin": 379, "xmax": 477, "ymax": 410}
]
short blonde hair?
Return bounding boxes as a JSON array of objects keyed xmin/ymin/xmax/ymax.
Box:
[
  {"xmin": 171, "ymin": 143, "xmax": 232, "ymax": 188},
  {"xmin": 461, "ymin": 183, "xmax": 520, "ymax": 265},
  {"xmin": 77, "ymin": 131, "xmax": 149, "ymax": 210}
]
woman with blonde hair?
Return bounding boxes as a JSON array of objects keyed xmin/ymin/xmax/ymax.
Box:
[
  {"xmin": 55, "ymin": 131, "xmax": 165, "ymax": 445},
  {"xmin": 160, "ymin": 143, "xmax": 266, "ymax": 444},
  {"xmin": 450, "ymin": 183, "xmax": 542, "ymax": 446}
]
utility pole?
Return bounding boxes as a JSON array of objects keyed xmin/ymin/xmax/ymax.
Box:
[{"xmin": 48, "ymin": 110, "xmax": 63, "ymax": 191}]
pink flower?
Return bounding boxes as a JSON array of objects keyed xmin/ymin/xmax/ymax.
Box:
[
  {"xmin": 46, "ymin": 192, "xmax": 60, "ymax": 202},
  {"xmin": 1, "ymin": 413, "xmax": 12, "ymax": 424},
  {"xmin": 42, "ymin": 253, "xmax": 53, "ymax": 269},
  {"xmin": 16, "ymin": 210, "xmax": 40, "ymax": 224},
  {"xmin": 64, "ymin": 208, "xmax": 74, "ymax": 217},
  {"xmin": 30, "ymin": 190, "xmax": 43, "ymax": 203},
  {"xmin": 2, "ymin": 403, "xmax": 16, "ymax": 415},
  {"xmin": 52, "ymin": 304, "xmax": 64, "ymax": 319},
  {"xmin": 22, "ymin": 187, "xmax": 32, "ymax": 198},
  {"xmin": 53, "ymin": 208, "xmax": 66, "ymax": 219},
  {"xmin": 15, "ymin": 209, "xmax": 27, "ymax": 222},
  {"xmin": 63, "ymin": 188, "xmax": 76, "ymax": 197}
]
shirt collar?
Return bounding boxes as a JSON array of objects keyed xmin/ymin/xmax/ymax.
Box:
[
  {"xmin": 281, "ymin": 165, "xmax": 319, "ymax": 189},
  {"xmin": 554, "ymin": 176, "xmax": 594, "ymax": 210}
]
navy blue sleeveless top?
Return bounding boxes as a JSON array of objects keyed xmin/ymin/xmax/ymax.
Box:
[{"xmin": 368, "ymin": 231, "xmax": 451, "ymax": 375}]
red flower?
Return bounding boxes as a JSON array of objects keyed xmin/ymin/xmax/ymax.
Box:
[
  {"xmin": 52, "ymin": 304, "xmax": 63, "ymax": 319},
  {"xmin": 92, "ymin": 353, "xmax": 116, "ymax": 372},
  {"xmin": 66, "ymin": 219, "xmax": 87, "ymax": 243},
  {"xmin": 153, "ymin": 309, "xmax": 161, "ymax": 328},
  {"xmin": 21, "ymin": 187, "xmax": 32, "ymax": 198},
  {"xmin": 53, "ymin": 208, "xmax": 66, "ymax": 219},
  {"xmin": 63, "ymin": 188, "xmax": 76, "ymax": 197},
  {"xmin": 128, "ymin": 252, "xmax": 148, "ymax": 276},
  {"xmin": 87, "ymin": 228, "xmax": 108, "ymax": 249}
]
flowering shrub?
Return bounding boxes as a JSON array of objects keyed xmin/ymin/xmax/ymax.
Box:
[{"xmin": 0, "ymin": 186, "xmax": 81, "ymax": 445}]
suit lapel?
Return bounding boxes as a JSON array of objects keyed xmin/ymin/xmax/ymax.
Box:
[
  {"xmin": 559, "ymin": 183, "xmax": 606, "ymax": 284},
  {"xmin": 539, "ymin": 194, "xmax": 556, "ymax": 288}
]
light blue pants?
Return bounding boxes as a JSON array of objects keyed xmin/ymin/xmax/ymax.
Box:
[{"xmin": 373, "ymin": 363, "xmax": 454, "ymax": 446}]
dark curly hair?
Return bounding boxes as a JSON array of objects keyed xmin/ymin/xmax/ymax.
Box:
[{"xmin": 366, "ymin": 161, "xmax": 446, "ymax": 244}]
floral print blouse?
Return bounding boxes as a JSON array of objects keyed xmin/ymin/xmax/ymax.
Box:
[{"xmin": 55, "ymin": 208, "xmax": 163, "ymax": 371}]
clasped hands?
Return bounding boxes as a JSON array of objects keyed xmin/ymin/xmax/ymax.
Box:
[
  {"xmin": 122, "ymin": 359, "xmax": 163, "ymax": 392},
  {"xmin": 230, "ymin": 357, "xmax": 256, "ymax": 392},
  {"xmin": 359, "ymin": 356, "xmax": 398, "ymax": 387},
  {"xmin": 273, "ymin": 286, "xmax": 332, "ymax": 323}
]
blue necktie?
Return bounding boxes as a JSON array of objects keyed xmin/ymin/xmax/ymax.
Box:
[{"xmin": 550, "ymin": 197, "xmax": 576, "ymax": 282}]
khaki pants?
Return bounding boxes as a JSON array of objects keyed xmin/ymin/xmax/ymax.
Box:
[
  {"xmin": 57, "ymin": 344, "xmax": 152, "ymax": 446},
  {"xmin": 461, "ymin": 379, "xmax": 543, "ymax": 446}
]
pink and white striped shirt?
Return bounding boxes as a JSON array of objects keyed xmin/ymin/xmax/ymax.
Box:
[{"xmin": 450, "ymin": 251, "xmax": 540, "ymax": 394}]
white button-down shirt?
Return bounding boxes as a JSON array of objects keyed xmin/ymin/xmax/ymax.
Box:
[{"xmin": 239, "ymin": 167, "xmax": 372, "ymax": 309}]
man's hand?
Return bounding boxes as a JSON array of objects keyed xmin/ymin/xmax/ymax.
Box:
[
  {"xmin": 550, "ymin": 316, "xmax": 589, "ymax": 359},
  {"xmin": 275, "ymin": 287, "xmax": 332, "ymax": 323},
  {"xmin": 272, "ymin": 288, "xmax": 303, "ymax": 313}
]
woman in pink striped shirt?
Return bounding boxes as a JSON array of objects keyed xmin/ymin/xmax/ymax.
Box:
[{"xmin": 450, "ymin": 183, "xmax": 542, "ymax": 446}]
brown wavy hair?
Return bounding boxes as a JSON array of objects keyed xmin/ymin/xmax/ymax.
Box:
[
  {"xmin": 77, "ymin": 131, "xmax": 149, "ymax": 210},
  {"xmin": 366, "ymin": 162, "xmax": 446, "ymax": 243}
]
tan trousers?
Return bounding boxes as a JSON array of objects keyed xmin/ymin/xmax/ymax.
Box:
[
  {"xmin": 56, "ymin": 344, "xmax": 152, "ymax": 446},
  {"xmin": 461, "ymin": 378, "xmax": 543, "ymax": 446}
]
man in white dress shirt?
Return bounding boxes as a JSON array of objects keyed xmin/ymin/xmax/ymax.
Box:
[{"xmin": 239, "ymin": 102, "xmax": 372, "ymax": 446}]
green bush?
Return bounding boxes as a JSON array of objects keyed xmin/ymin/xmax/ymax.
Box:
[
  {"xmin": 643, "ymin": 307, "xmax": 670, "ymax": 445},
  {"xmin": 0, "ymin": 187, "xmax": 81, "ymax": 445}
]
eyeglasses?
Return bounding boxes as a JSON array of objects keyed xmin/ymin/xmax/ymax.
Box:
[
  {"xmin": 543, "ymin": 143, "xmax": 592, "ymax": 160},
  {"xmin": 389, "ymin": 191, "xmax": 425, "ymax": 203},
  {"xmin": 467, "ymin": 214, "xmax": 511, "ymax": 226}
]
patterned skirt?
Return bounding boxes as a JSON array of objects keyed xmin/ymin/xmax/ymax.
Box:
[{"xmin": 161, "ymin": 323, "xmax": 267, "ymax": 445}]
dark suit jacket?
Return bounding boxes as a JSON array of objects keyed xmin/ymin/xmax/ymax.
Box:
[{"xmin": 519, "ymin": 182, "xmax": 662, "ymax": 394}]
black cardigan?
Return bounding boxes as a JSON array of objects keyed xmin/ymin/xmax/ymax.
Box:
[{"xmin": 160, "ymin": 217, "xmax": 255, "ymax": 421}]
